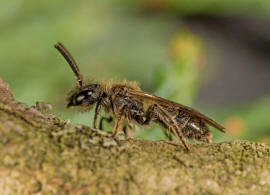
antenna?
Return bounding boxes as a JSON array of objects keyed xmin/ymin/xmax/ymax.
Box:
[{"xmin": 54, "ymin": 42, "xmax": 83, "ymax": 87}]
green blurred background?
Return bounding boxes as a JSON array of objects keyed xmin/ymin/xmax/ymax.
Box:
[{"xmin": 1, "ymin": 0, "xmax": 270, "ymax": 143}]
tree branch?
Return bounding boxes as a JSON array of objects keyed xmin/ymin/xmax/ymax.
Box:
[{"xmin": 0, "ymin": 78, "xmax": 269, "ymax": 194}]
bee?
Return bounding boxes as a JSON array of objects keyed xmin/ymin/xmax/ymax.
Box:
[{"xmin": 54, "ymin": 42, "xmax": 225, "ymax": 151}]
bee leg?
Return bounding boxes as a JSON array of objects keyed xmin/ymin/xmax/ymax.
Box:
[
  {"xmin": 144, "ymin": 104, "xmax": 190, "ymax": 151},
  {"xmin": 123, "ymin": 123, "xmax": 135, "ymax": 138},
  {"xmin": 155, "ymin": 105, "xmax": 190, "ymax": 151},
  {"xmin": 99, "ymin": 116, "xmax": 113, "ymax": 130},
  {"xmin": 93, "ymin": 100, "xmax": 102, "ymax": 129},
  {"xmin": 165, "ymin": 129, "xmax": 173, "ymax": 141},
  {"xmin": 142, "ymin": 104, "xmax": 156, "ymax": 125},
  {"xmin": 168, "ymin": 117, "xmax": 190, "ymax": 151},
  {"xmin": 99, "ymin": 116, "xmax": 134, "ymax": 138},
  {"xmin": 111, "ymin": 117, "xmax": 123, "ymax": 138}
]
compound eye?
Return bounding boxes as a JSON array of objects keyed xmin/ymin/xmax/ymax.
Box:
[{"xmin": 76, "ymin": 95, "xmax": 85, "ymax": 102}]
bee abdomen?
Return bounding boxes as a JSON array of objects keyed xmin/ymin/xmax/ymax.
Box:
[{"xmin": 181, "ymin": 118, "xmax": 212, "ymax": 143}]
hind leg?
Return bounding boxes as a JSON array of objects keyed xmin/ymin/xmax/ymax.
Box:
[{"xmin": 143, "ymin": 104, "xmax": 190, "ymax": 151}]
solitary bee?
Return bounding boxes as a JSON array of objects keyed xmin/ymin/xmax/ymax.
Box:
[{"xmin": 55, "ymin": 42, "xmax": 225, "ymax": 151}]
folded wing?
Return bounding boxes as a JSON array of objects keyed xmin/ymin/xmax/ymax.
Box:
[{"xmin": 126, "ymin": 89, "xmax": 225, "ymax": 133}]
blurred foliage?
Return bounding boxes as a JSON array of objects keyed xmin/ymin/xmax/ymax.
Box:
[
  {"xmin": 121, "ymin": 0, "xmax": 270, "ymax": 16},
  {"xmin": 216, "ymin": 96, "xmax": 270, "ymax": 143},
  {"xmin": 154, "ymin": 31, "xmax": 204, "ymax": 105},
  {"xmin": 0, "ymin": 0, "xmax": 269, "ymax": 143}
]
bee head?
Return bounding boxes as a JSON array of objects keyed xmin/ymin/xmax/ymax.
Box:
[
  {"xmin": 67, "ymin": 84, "xmax": 101, "ymax": 108},
  {"xmin": 54, "ymin": 43, "xmax": 102, "ymax": 109}
]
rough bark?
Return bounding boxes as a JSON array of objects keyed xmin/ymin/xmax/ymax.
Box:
[{"xmin": 0, "ymin": 78, "xmax": 269, "ymax": 195}]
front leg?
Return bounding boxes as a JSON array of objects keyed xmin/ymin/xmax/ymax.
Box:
[{"xmin": 93, "ymin": 100, "xmax": 102, "ymax": 129}]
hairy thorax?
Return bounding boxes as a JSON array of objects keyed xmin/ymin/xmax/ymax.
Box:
[{"xmin": 101, "ymin": 81, "xmax": 145, "ymax": 123}]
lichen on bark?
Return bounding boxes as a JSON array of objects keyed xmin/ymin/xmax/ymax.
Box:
[{"xmin": 0, "ymin": 78, "xmax": 269, "ymax": 195}]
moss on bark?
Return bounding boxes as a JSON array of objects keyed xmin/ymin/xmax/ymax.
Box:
[{"xmin": 0, "ymin": 78, "xmax": 269, "ymax": 195}]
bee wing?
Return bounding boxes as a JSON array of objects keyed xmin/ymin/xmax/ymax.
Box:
[{"xmin": 126, "ymin": 89, "xmax": 225, "ymax": 133}]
